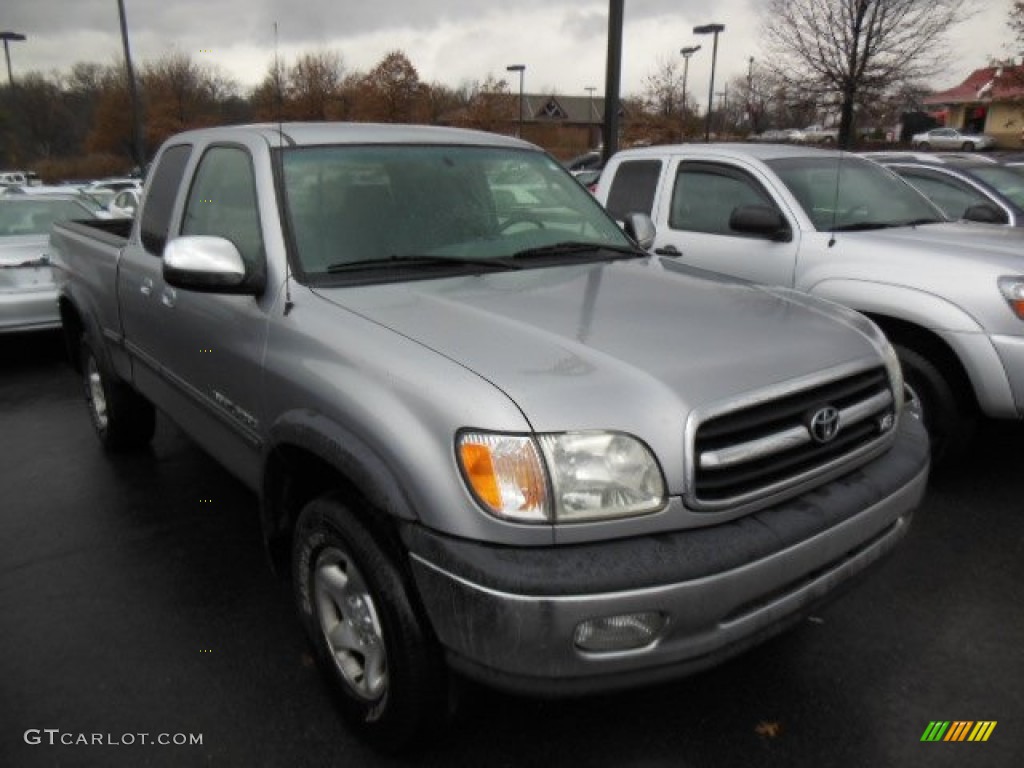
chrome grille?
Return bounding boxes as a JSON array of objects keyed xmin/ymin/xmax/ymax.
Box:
[{"xmin": 690, "ymin": 367, "xmax": 895, "ymax": 509}]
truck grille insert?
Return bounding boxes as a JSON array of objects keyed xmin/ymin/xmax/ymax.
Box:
[{"xmin": 692, "ymin": 367, "xmax": 894, "ymax": 507}]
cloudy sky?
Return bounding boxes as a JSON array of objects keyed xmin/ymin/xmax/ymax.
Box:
[{"xmin": 3, "ymin": 0, "xmax": 1016, "ymax": 99}]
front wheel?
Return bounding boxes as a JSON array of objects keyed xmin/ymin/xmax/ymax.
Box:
[
  {"xmin": 293, "ymin": 495, "xmax": 447, "ymax": 750},
  {"xmin": 81, "ymin": 336, "xmax": 155, "ymax": 451},
  {"xmin": 895, "ymin": 344, "xmax": 974, "ymax": 464}
]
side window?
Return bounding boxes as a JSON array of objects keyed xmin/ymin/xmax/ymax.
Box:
[
  {"xmin": 897, "ymin": 169, "xmax": 989, "ymax": 219},
  {"xmin": 181, "ymin": 146, "xmax": 265, "ymax": 270},
  {"xmin": 605, "ymin": 160, "xmax": 661, "ymax": 220},
  {"xmin": 669, "ymin": 164, "xmax": 775, "ymax": 235},
  {"xmin": 140, "ymin": 144, "xmax": 192, "ymax": 255}
]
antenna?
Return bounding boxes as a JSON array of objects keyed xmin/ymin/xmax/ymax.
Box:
[
  {"xmin": 275, "ymin": 21, "xmax": 295, "ymax": 316},
  {"xmin": 827, "ymin": 145, "xmax": 843, "ymax": 248}
]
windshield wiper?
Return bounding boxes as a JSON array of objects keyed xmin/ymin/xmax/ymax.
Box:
[
  {"xmin": 326, "ymin": 254, "xmax": 520, "ymax": 274},
  {"xmin": 830, "ymin": 221, "xmax": 897, "ymax": 232},
  {"xmin": 512, "ymin": 241, "xmax": 644, "ymax": 260},
  {"xmin": 899, "ymin": 218, "xmax": 944, "ymax": 227}
]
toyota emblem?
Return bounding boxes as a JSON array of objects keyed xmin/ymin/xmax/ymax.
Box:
[{"xmin": 809, "ymin": 406, "xmax": 841, "ymax": 444}]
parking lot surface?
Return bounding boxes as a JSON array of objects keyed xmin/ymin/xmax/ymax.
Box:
[{"xmin": 1, "ymin": 333, "xmax": 1021, "ymax": 767}]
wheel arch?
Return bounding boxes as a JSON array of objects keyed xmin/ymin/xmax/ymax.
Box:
[
  {"xmin": 58, "ymin": 295, "xmax": 86, "ymax": 372},
  {"xmin": 861, "ymin": 313, "xmax": 977, "ymax": 412},
  {"xmin": 261, "ymin": 410, "xmax": 417, "ymax": 576}
]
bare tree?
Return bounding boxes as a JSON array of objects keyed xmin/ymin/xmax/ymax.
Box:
[
  {"xmin": 1012, "ymin": 1, "xmax": 1024, "ymax": 40},
  {"xmin": 448, "ymin": 76, "xmax": 517, "ymax": 134},
  {"xmin": 353, "ymin": 51, "xmax": 424, "ymax": 123},
  {"xmin": 287, "ymin": 51, "xmax": 346, "ymax": 120},
  {"xmin": 639, "ymin": 56, "xmax": 690, "ymax": 142},
  {"xmin": 762, "ymin": 0, "xmax": 974, "ymax": 147}
]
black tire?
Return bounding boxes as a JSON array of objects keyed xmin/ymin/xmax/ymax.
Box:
[
  {"xmin": 293, "ymin": 494, "xmax": 447, "ymax": 750},
  {"xmin": 80, "ymin": 335, "xmax": 156, "ymax": 451},
  {"xmin": 919, "ymin": 141, "xmax": 930, "ymax": 150},
  {"xmin": 895, "ymin": 344, "xmax": 974, "ymax": 463},
  {"xmin": 962, "ymin": 141, "xmax": 975, "ymax": 151}
]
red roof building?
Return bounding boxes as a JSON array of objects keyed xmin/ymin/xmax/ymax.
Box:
[{"xmin": 923, "ymin": 65, "xmax": 1024, "ymax": 147}]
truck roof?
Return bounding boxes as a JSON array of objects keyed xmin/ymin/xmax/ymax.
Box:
[
  {"xmin": 164, "ymin": 122, "xmax": 536, "ymax": 151},
  {"xmin": 612, "ymin": 143, "xmax": 843, "ymax": 162}
]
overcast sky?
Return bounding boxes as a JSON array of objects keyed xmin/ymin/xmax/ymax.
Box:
[{"xmin": 3, "ymin": 1, "xmax": 1016, "ymax": 100}]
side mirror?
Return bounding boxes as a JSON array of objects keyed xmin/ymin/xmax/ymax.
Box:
[
  {"xmin": 963, "ymin": 203, "xmax": 1009, "ymax": 225},
  {"xmin": 163, "ymin": 236, "xmax": 262, "ymax": 294},
  {"xmin": 622, "ymin": 212, "xmax": 656, "ymax": 250},
  {"xmin": 729, "ymin": 204, "xmax": 793, "ymax": 242}
]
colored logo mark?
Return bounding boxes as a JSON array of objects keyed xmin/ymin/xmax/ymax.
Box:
[{"xmin": 921, "ymin": 721, "xmax": 996, "ymax": 742}]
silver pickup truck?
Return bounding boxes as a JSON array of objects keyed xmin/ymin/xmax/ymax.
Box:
[
  {"xmin": 51, "ymin": 124, "xmax": 927, "ymax": 749},
  {"xmin": 597, "ymin": 143, "xmax": 1024, "ymax": 461}
]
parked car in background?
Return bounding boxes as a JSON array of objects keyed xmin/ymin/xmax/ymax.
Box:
[
  {"xmin": 751, "ymin": 128, "xmax": 805, "ymax": 143},
  {"xmin": 0, "ymin": 195, "xmax": 98, "ymax": 334},
  {"xmin": 910, "ymin": 127, "xmax": 996, "ymax": 151},
  {"xmin": 79, "ymin": 178, "xmax": 141, "ymax": 210},
  {"xmin": 573, "ymin": 168, "xmax": 602, "ymax": 193},
  {"xmin": 866, "ymin": 152, "xmax": 1024, "ymax": 226},
  {"xmin": 107, "ymin": 188, "xmax": 142, "ymax": 218},
  {"xmin": 1, "ymin": 184, "xmax": 114, "ymax": 219},
  {"xmin": 564, "ymin": 150, "xmax": 603, "ymax": 174},
  {"xmin": 797, "ymin": 124, "xmax": 838, "ymax": 144},
  {"xmin": 595, "ymin": 142, "xmax": 1024, "ymax": 461}
]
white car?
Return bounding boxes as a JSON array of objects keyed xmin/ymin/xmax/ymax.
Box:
[
  {"xmin": 911, "ymin": 128, "xmax": 996, "ymax": 151},
  {"xmin": 0, "ymin": 196, "xmax": 99, "ymax": 333},
  {"xmin": 108, "ymin": 188, "xmax": 142, "ymax": 218}
]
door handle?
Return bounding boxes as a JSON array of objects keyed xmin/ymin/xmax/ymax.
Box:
[
  {"xmin": 161, "ymin": 287, "xmax": 177, "ymax": 308},
  {"xmin": 653, "ymin": 245, "xmax": 681, "ymax": 256},
  {"xmin": 140, "ymin": 277, "xmax": 153, "ymax": 296}
]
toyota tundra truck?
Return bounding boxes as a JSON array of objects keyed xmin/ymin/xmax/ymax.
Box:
[{"xmin": 51, "ymin": 123, "xmax": 928, "ymax": 749}]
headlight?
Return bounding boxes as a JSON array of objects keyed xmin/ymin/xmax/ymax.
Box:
[
  {"xmin": 457, "ymin": 431, "xmax": 666, "ymax": 524},
  {"xmin": 998, "ymin": 276, "xmax": 1024, "ymax": 320}
]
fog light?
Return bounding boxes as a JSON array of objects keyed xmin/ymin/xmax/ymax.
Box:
[{"xmin": 574, "ymin": 612, "xmax": 667, "ymax": 653}]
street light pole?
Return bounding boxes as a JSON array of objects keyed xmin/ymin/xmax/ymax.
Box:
[
  {"xmin": 693, "ymin": 23, "xmax": 725, "ymax": 143},
  {"xmin": 0, "ymin": 31, "xmax": 27, "ymax": 87},
  {"xmin": 506, "ymin": 64, "xmax": 526, "ymax": 138},
  {"xmin": 585, "ymin": 85, "xmax": 597, "ymax": 147},
  {"xmin": 116, "ymin": 0, "xmax": 146, "ymax": 171},
  {"xmin": 679, "ymin": 45, "xmax": 701, "ymax": 140}
]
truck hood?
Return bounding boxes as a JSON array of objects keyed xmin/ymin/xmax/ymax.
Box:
[
  {"xmin": 313, "ymin": 258, "xmax": 881, "ymax": 434},
  {"xmin": 836, "ymin": 221, "xmax": 1024, "ymax": 268}
]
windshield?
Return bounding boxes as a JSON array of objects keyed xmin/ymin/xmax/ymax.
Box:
[
  {"xmin": 967, "ymin": 166, "xmax": 1024, "ymax": 208},
  {"xmin": 0, "ymin": 199, "xmax": 94, "ymax": 236},
  {"xmin": 766, "ymin": 155, "xmax": 945, "ymax": 231},
  {"xmin": 279, "ymin": 145, "xmax": 634, "ymax": 280}
]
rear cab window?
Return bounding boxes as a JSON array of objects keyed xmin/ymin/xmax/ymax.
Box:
[
  {"xmin": 605, "ymin": 160, "xmax": 662, "ymax": 220},
  {"xmin": 140, "ymin": 144, "xmax": 192, "ymax": 256}
]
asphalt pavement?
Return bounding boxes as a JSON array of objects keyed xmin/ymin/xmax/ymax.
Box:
[{"xmin": 1, "ymin": 332, "xmax": 1021, "ymax": 768}]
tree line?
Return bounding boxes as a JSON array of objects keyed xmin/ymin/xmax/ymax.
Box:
[
  {"xmin": 0, "ymin": 0, "xmax": 997, "ymax": 177},
  {"xmin": 0, "ymin": 49, "xmax": 520, "ymax": 181}
]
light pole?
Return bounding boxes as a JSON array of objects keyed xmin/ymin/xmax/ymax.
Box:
[
  {"xmin": 585, "ymin": 85, "xmax": 597, "ymax": 147},
  {"xmin": 506, "ymin": 64, "xmax": 525, "ymax": 138},
  {"xmin": 116, "ymin": 0, "xmax": 146, "ymax": 172},
  {"xmin": 0, "ymin": 31, "xmax": 26, "ymax": 87},
  {"xmin": 693, "ymin": 23, "xmax": 725, "ymax": 143},
  {"xmin": 679, "ymin": 45, "xmax": 701, "ymax": 139}
]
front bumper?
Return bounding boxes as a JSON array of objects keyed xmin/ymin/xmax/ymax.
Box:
[
  {"xmin": 403, "ymin": 416, "xmax": 929, "ymax": 696},
  {"xmin": 990, "ymin": 333, "xmax": 1024, "ymax": 416}
]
